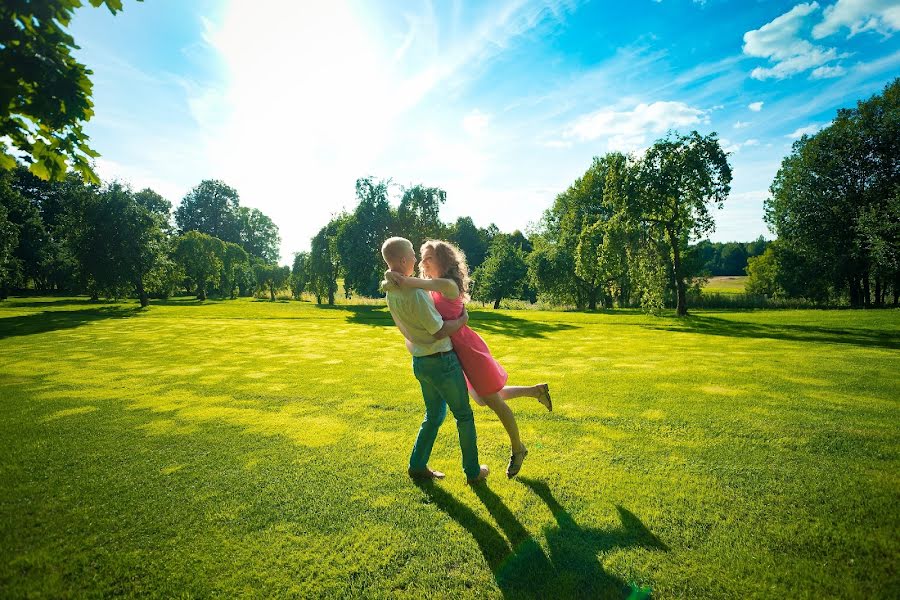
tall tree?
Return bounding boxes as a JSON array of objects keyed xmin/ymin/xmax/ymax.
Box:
[
  {"xmin": 447, "ymin": 216, "xmax": 489, "ymax": 271},
  {"xmin": 308, "ymin": 221, "xmax": 340, "ymax": 305},
  {"xmin": 767, "ymin": 79, "xmax": 899, "ymax": 307},
  {"xmin": 635, "ymin": 131, "xmax": 731, "ymax": 315},
  {"xmin": 236, "ymin": 206, "xmax": 280, "ymax": 263},
  {"xmin": 66, "ymin": 181, "xmax": 167, "ymax": 306},
  {"xmin": 336, "ymin": 178, "xmax": 393, "ymax": 297},
  {"xmin": 0, "ymin": 200, "xmax": 18, "ymax": 299},
  {"xmin": 472, "ymin": 235, "xmax": 528, "ymax": 309},
  {"xmin": 220, "ymin": 242, "xmax": 249, "ymax": 300},
  {"xmin": 175, "ymin": 180, "xmax": 241, "ymax": 243},
  {"xmin": 0, "ymin": 0, "xmax": 139, "ymax": 182},
  {"xmin": 254, "ymin": 263, "xmax": 291, "ymax": 301},
  {"xmin": 397, "ymin": 183, "xmax": 445, "ymax": 250},
  {"xmin": 173, "ymin": 231, "xmax": 225, "ymax": 300},
  {"xmin": 291, "ymin": 251, "xmax": 310, "ymax": 299}
]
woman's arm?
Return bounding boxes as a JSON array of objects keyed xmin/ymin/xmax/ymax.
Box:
[
  {"xmin": 384, "ymin": 271, "xmax": 460, "ymax": 299},
  {"xmin": 433, "ymin": 308, "xmax": 468, "ymax": 340}
]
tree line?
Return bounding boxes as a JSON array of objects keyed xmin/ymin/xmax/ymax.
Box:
[
  {"xmin": 747, "ymin": 78, "xmax": 899, "ymax": 307},
  {"xmin": 0, "ymin": 169, "xmax": 285, "ymax": 306}
]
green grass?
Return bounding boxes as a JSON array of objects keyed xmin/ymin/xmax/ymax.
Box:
[
  {"xmin": 1, "ymin": 297, "xmax": 898, "ymax": 598},
  {"xmin": 702, "ymin": 276, "xmax": 748, "ymax": 295}
]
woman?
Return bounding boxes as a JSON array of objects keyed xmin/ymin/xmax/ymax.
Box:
[{"xmin": 385, "ymin": 240, "xmax": 551, "ymax": 478}]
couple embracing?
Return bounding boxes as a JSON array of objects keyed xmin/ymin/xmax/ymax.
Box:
[{"xmin": 380, "ymin": 237, "xmax": 552, "ymax": 484}]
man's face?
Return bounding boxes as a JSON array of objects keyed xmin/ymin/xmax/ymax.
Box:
[{"xmin": 400, "ymin": 246, "xmax": 417, "ymax": 276}]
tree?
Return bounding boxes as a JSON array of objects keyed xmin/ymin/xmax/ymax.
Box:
[
  {"xmin": 0, "ymin": 0, "xmax": 138, "ymax": 183},
  {"xmin": 254, "ymin": 263, "xmax": 291, "ymax": 301},
  {"xmin": 66, "ymin": 181, "xmax": 167, "ymax": 306},
  {"xmin": 719, "ymin": 242, "xmax": 749, "ymax": 276},
  {"xmin": 291, "ymin": 251, "xmax": 310, "ymax": 299},
  {"xmin": 174, "ymin": 180, "xmax": 241, "ymax": 242},
  {"xmin": 447, "ymin": 216, "xmax": 489, "ymax": 271},
  {"xmin": 0, "ymin": 200, "xmax": 17, "ymax": 299},
  {"xmin": 766, "ymin": 79, "xmax": 899, "ymax": 307},
  {"xmin": 634, "ymin": 131, "xmax": 732, "ymax": 315},
  {"xmin": 173, "ymin": 231, "xmax": 225, "ymax": 300},
  {"xmin": 308, "ymin": 222, "xmax": 340, "ymax": 305},
  {"xmin": 134, "ymin": 187, "xmax": 172, "ymax": 234},
  {"xmin": 335, "ymin": 178, "xmax": 393, "ymax": 297},
  {"xmin": 745, "ymin": 246, "xmax": 780, "ymax": 297},
  {"xmin": 0, "ymin": 168, "xmax": 46, "ymax": 290},
  {"xmin": 472, "ymin": 235, "xmax": 527, "ymax": 309},
  {"xmin": 397, "ymin": 183, "xmax": 445, "ymax": 250},
  {"xmin": 236, "ymin": 206, "xmax": 280, "ymax": 263},
  {"xmin": 220, "ymin": 242, "xmax": 249, "ymax": 299}
]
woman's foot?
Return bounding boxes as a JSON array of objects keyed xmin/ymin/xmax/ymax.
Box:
[
  {"xmin": 537, "ymin": 384, "xmax": 552, "ymax": 412},
  {"xmin": 506, "ymin": 447, "xmax": 528, "ymax": 478}
]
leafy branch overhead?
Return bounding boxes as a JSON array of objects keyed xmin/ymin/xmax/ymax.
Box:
[{"xmin": 0, "ymin": 0, "xmax": 140, "ymax": 182}]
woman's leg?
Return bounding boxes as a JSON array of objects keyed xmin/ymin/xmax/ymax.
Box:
[
  {"xmin": 498, "ymin": 384, "xmax": 552, "ymax": 410},
  {"xmin": 470, "ymin": 389, "xmax": 525, "ymax": 453}
]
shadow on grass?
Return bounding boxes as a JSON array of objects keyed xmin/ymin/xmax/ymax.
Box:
[
  {"xmin": 316, "ymin": 305, "xmax": 579, "ymax": 339},
  {"xmin": 414, "ymin": 478, "xmax": 661, "ymax": 599},
  {"xmin": 0, "ymin": 307, "xmax": 140, "ymax": 340},
  {"xmin": 642, "ymin": 314, "xmax": 900, "ymax": 351}
]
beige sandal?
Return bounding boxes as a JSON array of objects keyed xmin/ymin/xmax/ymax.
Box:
[{"xmin": 537, "ymin": 384, "xmax": 552, "ymax": 412}]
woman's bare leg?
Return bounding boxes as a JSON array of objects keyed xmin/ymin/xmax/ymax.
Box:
[
  {"xmin": 470, "ymin": 389, "xmax": 525, "ymax": 453},
  {"xmin": 497, "ymin": 384, "xmax": 552, "ymax": 410}
]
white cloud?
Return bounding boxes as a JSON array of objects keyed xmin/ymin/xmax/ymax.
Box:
[
  {"xmin": 564, "ymin": 100, "xmax": 709, "ymax": 151},
  {"xmin": 785, "ymin": 123, "xmax": 824, "ymax": 138},
  {"xmin": 722, "ymin": 138, "xmax": 761, "ymax": 154},
  {"xmin": 462, "ymin": 109, "xmax": 490, "ymax": 137},
  {"xmin": 748, "ymin": 101, "xmax": 764, "ymax": 111},
  {"xmin": 810, "ymin": 64, "xmax": 848, "ymax": 78},
  {"xmin": 812, "ymin": 0, "xmax": 900, "ymax": 39},
  {"xmin": 734, "ymin": 120, "xmax": 752, "ymax": 128},
  {"xmin": 743, "ymin": 2, "xmax": 847, "ymax": 80},
  {"xmin": 542, "ymin": 139, "xmax": 573, "ymax": 148}
]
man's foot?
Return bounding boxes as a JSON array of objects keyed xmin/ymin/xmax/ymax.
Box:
[
  {"xmin": 537, "ymin": 384, "xmax": 553, "ymax": 412},
  {"xmin": 408, "ymin": 466, "xmax": 445, "ymax": 480},
  {"xmin": 507, "ymin": 448, "xmax": 528, "ymax": 478},
  {"xmin": 467, "ymin": 465, "xmax": 490, "ymax": 485}
]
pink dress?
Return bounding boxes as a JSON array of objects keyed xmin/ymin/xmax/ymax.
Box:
[{"xmin": 431, "ymin": 291, "xmax": 508, "ymax": 403}]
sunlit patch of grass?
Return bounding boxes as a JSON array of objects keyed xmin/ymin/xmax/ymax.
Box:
[{"xmin": 0, "ymin": 296, "xmax": 898, "ymax": 598}]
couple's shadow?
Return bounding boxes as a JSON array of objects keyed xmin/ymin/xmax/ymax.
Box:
[{"xmin": 414, "ymin": 477, "xmax": 665, "ymax": 599}]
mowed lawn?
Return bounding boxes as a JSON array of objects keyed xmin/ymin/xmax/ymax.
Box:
[
  {"xmin": 1, "ymin": 298, "xmax": 898, "ymax": 599},
  {"xmin": 702, "ymin": 276, "xmax": 748, "ymax": 295}
]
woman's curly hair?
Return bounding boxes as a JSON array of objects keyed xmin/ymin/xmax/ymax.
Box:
[{"xmin": 420, "ymin": 240, "xmax": 470, "ymax": 301}]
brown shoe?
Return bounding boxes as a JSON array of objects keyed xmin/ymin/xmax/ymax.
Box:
[
  {"xmin": 467, "ymin": 465, "xmax": 490, "ymax": 485},
  {"xmin": 537, "ymin": 384, "xmax": 552, "ymax": 412},
  {"xmin": 408, "ymin": 466, "xmax": 445, "ymax": 480},
  {"xmin": 507, "ymin": 448, "xmax": 528, "ymax": 478}
]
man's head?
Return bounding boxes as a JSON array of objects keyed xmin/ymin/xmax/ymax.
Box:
[{"xmin": 381, "ymin": 237, "xmax": 416, "ymax": 276}]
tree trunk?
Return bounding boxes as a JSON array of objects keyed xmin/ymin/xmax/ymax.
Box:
[
  {"xmin": 328, "ymin": 290, "xmax": 335, "ymax": 305},
  {"xmin": 874, "ymin": 277, "xmax": 882, "ymax": 307},
  {"xmin": 136, "ymin": 279, "xmax": 149, "ymax": 308},
  {"xmin": 668, "ymin": 228, "xmax": 687, "ymax": 316},
  {"xmin": 894, "ymin": 274, "xmax": 900, "ymax": 307},
  {"xmin": 270, "ymin": 285, "xmax": 276, "ymax": 301},
  {"xmin": 493, "ymin": 297, "xmax": 501, "ymax": 309},
  {"xmin": 863, "ymin": 271, "xmax": 871, "ymax": 308},
  {"xmin": 849, "ymin": 277, "xmax": 861, "ymax": 308},
  {"xmin": 197, "ymin": 286, "xmax": 206, "ymax": 301}
]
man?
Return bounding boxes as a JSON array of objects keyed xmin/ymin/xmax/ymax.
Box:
[{"xmin": 381, "ymin": 236, "xmax": 489, "ymax": 484}]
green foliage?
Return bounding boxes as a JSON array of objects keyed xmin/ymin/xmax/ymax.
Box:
[
  {"xmin": 0, "ymin": 0, "xmax": 138, "ymax": 182},
  {"xmin": 64, "ymin": 181, "xmax": 167, "ymax": 305},
  {"xmin": 254, "ymin": 262, "xmax": 290, "ymax": 301},
  {"xmin": 472, "ymin": 235, "xmax": 527, "ymax": 308},
  {"xmin": 173, "ymin": 231, "xmax": 225, "ymax": 301},
  {"xmin": 309, "ymin": 222, "xmax": 340, "ymax": 305},
  {"xmin": 0, "ymin": 201, "xmax": 17, "ymax": 297},
  {"xmin": 766, "ymin": 78, "xmax": 899, "ymax": 307},
  {"xmin": 174, "ymin": 180, "xmax": 241, "ymax": 243},
  {"xmin": 634, "ymin": 131, "xmax": 732, "ymax": 315},
  {"xmin": 221, "ymin": 242, "xmax": 249, "ymax": 300},
  {"xmin": 447, "ymin": 216, "xmax": 491, "ymax": 271},
  {"xmin": 397, "ymin": 183, "xmax": 446, "ymax": 251},
  {"xmin": 745, "ymin": 246, "xmax": 780, "ymax": 297},
  {"xmin": 236, "ymin": 206, "xmax": 280, "ymax": 264},
  {"xmin": 291, "ymin": 251, "xmax": 310, "ymax": 299},
  {"xmin": 335, "ymin": 178, "xmax": 394, "ymax": 297}
]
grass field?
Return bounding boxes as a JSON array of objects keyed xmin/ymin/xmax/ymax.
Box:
[
  {"xmin": 701, "ymin": 276, "xmax": 748, "ymax": 295},
  {"xmin": 1, "ymin": 297, "xmax": 898, "ymax": 598}
]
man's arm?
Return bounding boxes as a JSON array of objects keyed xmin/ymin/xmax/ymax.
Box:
[
  {"xmin": 385, "ymin": 271, "xmax": 460, "ymax": 299},
  {"xmin": 433, "ymin": 308, "xmax": 468, "ymax": 340}
]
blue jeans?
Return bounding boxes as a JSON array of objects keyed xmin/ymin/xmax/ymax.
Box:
[{"xmin": 409, "ymin": 352, "xmax": 480, "ymax": 479}]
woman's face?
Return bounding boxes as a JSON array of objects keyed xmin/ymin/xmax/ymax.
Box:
[{"xmin": 420, "ymin": 247, "xmax": 440, "ymax": 279}]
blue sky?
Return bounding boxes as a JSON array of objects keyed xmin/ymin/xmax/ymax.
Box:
[{"xmin": 69, "ymin": 0, "xmax": 900, "ymax": 261}]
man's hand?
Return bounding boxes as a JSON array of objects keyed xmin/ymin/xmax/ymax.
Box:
[{"xmin": 385, "ymin": 270, "xmax": 407, "ymax": 287}]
